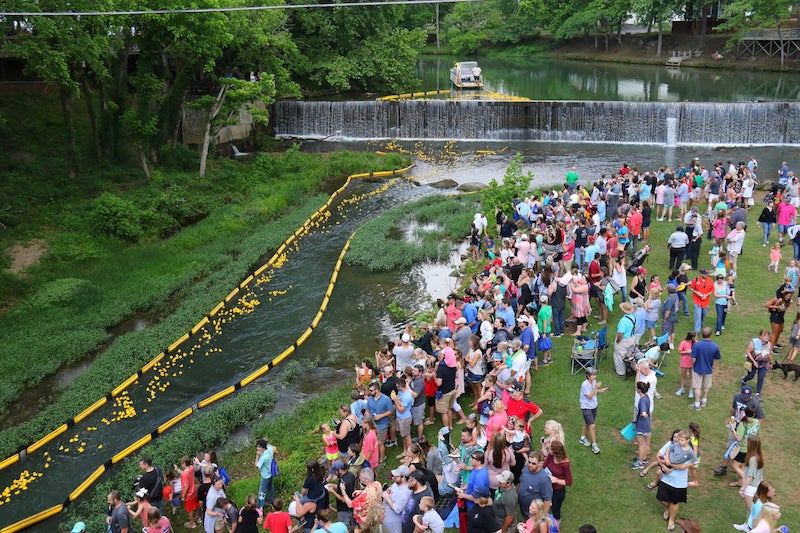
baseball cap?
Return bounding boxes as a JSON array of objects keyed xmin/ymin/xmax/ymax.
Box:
[
  {"xmin": 401, "ymin": 333, "xmax": 411, "ymax": 342},
  {"xmin": 496, "ymin": 470, "xmax": 514, "ymax": 484},
  {"xmin": 455, "ymin": 317, "xmax": 467, "ymax": 325},
  {"xmin": 741, "ymin": 385, "xmax": 753, "ymax": 399},
  {"xmin": 330, "ymin": 460, "xmax": 346, "ymax": 472},
  {"xmin": 492, "ymin": 353, "xmax": 503, "ymax": 361},
  {"xmin": 473, "ymin": 486, "xmax": 492, "ymax": 498},
  {"xmin": 517, "ymin": 315, "xmax": 530, "ymax": 323},
  {"xmin": 71, "ymin": 523, "xmax": 86, "ymax": 533},
  {"xmin": 638, "ymin": 267, "xmax": 647, "ymax": 275},
  {"xmin": 391, "ymin": 465, "xmax": 411, "ymax": 477},
  {"xmin": 510, "ymin": 383, "xmax": 524, "ymax": 393}
]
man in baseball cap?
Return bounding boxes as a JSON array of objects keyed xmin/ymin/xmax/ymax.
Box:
[{"xmin": 494, "ymin": 470, "xmax": 517, "ymax": 532}]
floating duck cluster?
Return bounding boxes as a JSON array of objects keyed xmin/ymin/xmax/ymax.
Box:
[{"xmin": 0, "ymin": 453, "xmax": 52, "ymax": 506}]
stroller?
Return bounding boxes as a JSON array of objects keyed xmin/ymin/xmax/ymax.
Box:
[{"xmin": 627, "ymin": 245, "xmax": 650, "ymax": 275}]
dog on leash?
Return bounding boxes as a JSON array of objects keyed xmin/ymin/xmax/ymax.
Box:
[{"xmin": 772, "ymin": 361, "xmax": 800, "ymax": 382}]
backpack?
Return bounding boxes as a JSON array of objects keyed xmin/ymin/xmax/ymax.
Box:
[
  {"xmin": 217, "ymin": 466, "xmax": 231, "ymax": 486},
  {"xmin": 270, "ymin": 457, "xmax": 279, "ymax": 478}
]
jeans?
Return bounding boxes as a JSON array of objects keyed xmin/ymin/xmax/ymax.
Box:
[
  {"xmin": 794, "ymin": 241, "xmax": 800, "ymax": 261},
  {"xmin": 552, "ymin": 306, "xmax": 565, "ymax": 336},
  {"xmin": 678, "ymin": 291, "xmax": 689, "ymax": 316},
  {"xmin": 762, "ymin": 222, "xmax": 774, "ymax": 245},
  {"xmin": 574, "ymin": 247, "xmax": 585, "ymax": 271},
  {"xmin": 742, "ymin": 364, "xmax": 768, "ymax": 394},
  {"xmin": 715, "ymin": 303, "xmax": 727, "ymax": 333},
  {"xmin": 258, "ymin": 476, "xmax": 275, "ymax": 509},
  {"xmin": 693, "ymin": 304, "xmax": 707, "ymax": 333}
]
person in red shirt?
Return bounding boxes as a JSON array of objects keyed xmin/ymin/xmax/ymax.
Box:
[
  {"xmin": 690, "ymin": 269, "xmax": 715, "ymax": 334},
  {"xmin": 178, "ymin": 456, "xmax": 199, "ymax": 529},
  {"xmin": 627, "ymin": 205, "xmax": 643, "ymax": 252},
  {"xmin": 262, "ymin": 498, "xmax": 293, "ymax": 533},
  {"xmin": 504, "ymin": 383, "xmax": 543, "ymax": 432}
]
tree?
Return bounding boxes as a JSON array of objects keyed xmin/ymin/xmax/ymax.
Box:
[
  {"xmin": 481, "ymin": 153, "xmax": 533, "ymax": 213},
  {"xmin": 717, "ymin": 0, "xmax": 794, "ymax": 66},
  {"xmin": 630, "ymin": 0, "xmax": 683, "ymax": 56},
  {"xmin": 190, "ymin": 75, "xmax": 276, "ymax": 177}
]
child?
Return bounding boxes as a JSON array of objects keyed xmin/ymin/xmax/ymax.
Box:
[
  {"xmin": 688, "ymin": 422, "xmax": 701, "ymax": 487},
  {"xmin": 784, "ymin": 260, "xmax": 799, "ymax": 293},
  {"xmin": 355, "ymin": 360, "xmax": 374, "ymax": 389},
  {"xmin": 237, "ymin": 494, "xmax": 259, "ymax": 533},
  {"xmin": 676, "ymin": 331, "xmax": 696, "ymax": 397},
  {"xmin": 144, "ymin": 508, "xmax": 172, "ymax": 533},
  {"xmin": 630, "ymin": 381, "xmax": 651, "ymax": 470},
  {"xmin": 262, "ymin": 498, "xmax": 292, "ymax": 533},
  {"xmin": 218, "ymin": 497, "xmax": 239, "ymax": 533},
  {"xmin": 412, "ymin": 496, "xmax": 445, "ymax": 533},
  {"xmin": 642, "ymin": 429, "xmax": 680, "ymax": 489},
  {"xmin": 709, "ymin": 243, "xmax": 720, "ymax": 269},
  {"xmin": 320, "ymin": 423, "xmax": 339, "ymax": 462},
  {"xmin": 714, "ymin": 251, "xmax": 728, "ymax": 278},
  {"xmin": 769, "ymin": 243, "xmax": 782, "ymax": 273},
  {"xmin": 727, "ymin": 273, "xmax": 738, "ymax": 307},
  {"xmin": 161, "ymin": 469, "xmax": 180, "ymax": 515},
  {"xmin": 787, "ymin": 313, "xmax": 800, "ymax": 362}
]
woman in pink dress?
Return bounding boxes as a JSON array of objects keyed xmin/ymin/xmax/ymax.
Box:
[{"xmin": 570, "ymin": 271, "xmax": 591, "ymax": 336}]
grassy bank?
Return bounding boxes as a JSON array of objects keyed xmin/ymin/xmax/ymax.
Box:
[
  {"xmin": 0, "ymin": 148, "xmax": 409, "ymax": 459},
  {"xmin": 168, "ymin": 191, "xmax": 800, "ymax": 533}
]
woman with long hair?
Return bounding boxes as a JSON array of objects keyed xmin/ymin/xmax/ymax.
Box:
[
  {"xmin": 518, "ymin": 498, "xmax": 553, "ymax": 533},
  {"xmin": 485, "ymin": 398, "xmax": 508, "ymax": 442},
  {"xmin": 735, "ymin": 480, "xmax": 775, "ymax": 532},
  {"xmin": 676, "ymin": 331, "xmax": 696, "ymax": 397},
  {"xmin": 750, "ymin": 502, "xmax": 781, "ymax": 533},
  {"xmin": 739, "ymin": 436, "xmax": 765, "ymax": 513},
  {"xmin": 543, "ymin": 440, "xmax": 572, "ymax": 521},
  {"xmin": 465, "ymin": 335, "xmax": 485, "ymax": 405},
  {"xmin": 485, "ymin": 431, "xmax": 516, "ymax": 490}
]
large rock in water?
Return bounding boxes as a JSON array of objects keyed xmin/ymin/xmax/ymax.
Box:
[
  {"xmin": 428, "ymin": 179, "xmax": 458, "ymax": 189},
  {"xmin": 457, "ymin": 181, "xmax": 488, "ymax": 192}
]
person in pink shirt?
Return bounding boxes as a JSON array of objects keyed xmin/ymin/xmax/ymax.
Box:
[{"xmin": 776, "ymin": 197, "xmax": 797, "ymax": 244}]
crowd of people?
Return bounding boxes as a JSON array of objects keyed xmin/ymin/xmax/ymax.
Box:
[{"xmin": 95, "ymin": 157, "xmax": 797, "ymax": 533}]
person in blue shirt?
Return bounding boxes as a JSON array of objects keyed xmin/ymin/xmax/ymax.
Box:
[
  {"xmin": 455, "ymin": 450, "xmax": 490, "ymax": 510},
  {"xmin": 366, "ymin": 383, "xmax": 395, "ymax": 463},
  {"xmin": 462, "ymin": 300, "xmax": 479, "ymax": 334},
  {"xmin": 688, "ymin": 327, "xmax": 722, "ymax": 410}
]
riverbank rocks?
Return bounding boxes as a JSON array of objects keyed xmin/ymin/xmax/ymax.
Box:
[
  {"xmin": 428, "ymin": 178, "xmax": 459, "ymax": 189},
  {"xmin": 456, "ymin": 181, "xmax": 488, "ymax": 192}
]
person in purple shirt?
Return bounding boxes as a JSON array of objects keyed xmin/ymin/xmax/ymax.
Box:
[{"xmin": 688, "ymin": 327, "xmax": 722, "ymax": 410}]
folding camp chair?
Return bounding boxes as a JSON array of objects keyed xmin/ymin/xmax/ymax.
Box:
[
  {"xmin": 595, "ymin": 326, "xmax": 609, "ymax": 364},
  {"xmin": 653, "ymin": 332, "xmax": 670, "ymax": 377},
  {"xmin": 571, "ymin": 331, "xmax": 600, "ymax": 375}
]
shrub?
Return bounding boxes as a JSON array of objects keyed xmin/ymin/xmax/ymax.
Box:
[
  {"xmin": 480, "ymin": 152, "xmax": 534, "ymax": 214},
  {"xmin": 90, "ymin": 193, "xmax": 144, "ymax": 242}
]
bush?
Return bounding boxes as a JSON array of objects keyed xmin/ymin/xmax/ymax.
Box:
[
  {"xmin": 480, "ymin": 152, "xmax": 534, "ymax": 213},
  {"xmin": 91, "ymin": 193, "xmax": 144, "ymax": 242}
]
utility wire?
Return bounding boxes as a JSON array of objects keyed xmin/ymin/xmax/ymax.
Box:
[{"xmin": 1, "ymin": 0, "xmax": 479, "ymax": 17}]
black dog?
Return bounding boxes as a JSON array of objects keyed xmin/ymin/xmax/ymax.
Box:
[{"xmin": 772, "ymin": 361, "xmax": 800, "ymax": 382}]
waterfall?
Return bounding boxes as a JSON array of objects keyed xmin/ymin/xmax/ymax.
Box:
[{"xmin": 274, "ymin": 100, "xmax": 800, "ymax": 145}]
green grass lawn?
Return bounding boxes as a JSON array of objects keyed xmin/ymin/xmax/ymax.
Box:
[{"xmin": 173, "ymin": 196, "xmax": 799, "ymax": 533}]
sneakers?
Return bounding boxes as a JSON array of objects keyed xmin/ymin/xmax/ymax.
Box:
[
  {"xmin": 592, "ymin": 443, "xmax": 601, "ymax": 454},
  {"xmin": 688, "ymin": 390, "xmax": 695, "ymax": 399},
  {"xmin": 714, "ymin": 465, "xmax": 728, "ymax": 476},
  {"xmin": 688, "ymin": 403, "xmax": 702, "ymax": 410},
  {"xmin": 701, "ymin": 399, "xmax": 707, "ymax": 408},
  {"xmin": 715, "ymin": 331, "xmax": 720, "ymax": 336},
  {"xmin": 385, "ymin": 439, "xmax": 397, "ymax": 448},
  {"xmin": 630, "ymin": 461, "xmax": 644, "ymax": 470},
  {"xmin": 579, "ymin": 436, "xmax": 591, "ymax": 447},
  {"xmin": 733, "ymin": 523, "xmax": 750, "ymax": 531},
  {"xmin": 675, "ymin": 388, "xmax": 684, "ymax": 396},
  {"xmin": 654, "ymin": 392, "xmax": 662, "ymax": 400}
]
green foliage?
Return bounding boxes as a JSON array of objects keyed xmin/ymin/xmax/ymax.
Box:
[
  {"xmin": 480, "ymin": 152, "xmax": 534, "ymax": 214},
  {"xmin": 347, "ymin": 194, "xmax": 477, "ymax": 271},
  {"xmin": 387, "ymin": 300, "xmax": 408, "ymax": 321},
  {"xmin": 91, "ymin": 193, "xmax": 144, "ymax": 242},
  {"xmin": 24, "ymin": 278, "xmax": 93, "ymax": 309}
]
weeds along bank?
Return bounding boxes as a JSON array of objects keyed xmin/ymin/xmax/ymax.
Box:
[{"xmin": 0, "ymin": 150, "xmax": 409, "ymax": 460}]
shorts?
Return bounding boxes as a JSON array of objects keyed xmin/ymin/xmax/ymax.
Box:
[
  {"xmin": 396, "ymin": 417, "xmax": 412, "ymax": 437},
  {"xmin": 661, "ymin": 321, "xmax": 675, "ymax": 335},
  {"xmin": 778, "ymin": 223, "xmax": 790, "ymax": 233},
  {"xmin": 184, "ymin": 495, "xmax": 199, "ymax": 513},
  {"xmin": 708, "ymin": 194, "xmax": 719, "ymax": 204},
  {"xmin": 426, "ymin": 395, "xmax": 436, "ymax": 407},
  {"xmin": 467, "ymin": 371, "xmax": 485, "ymax": 384},
  {"xmin": 581, "ymin": 408, "xmax": 597, "ymax": 425},
  {"xmin": 734, "ymin": 451, "xmax": 747, "ymax": 463},
  {"xmin": 691, "ymin": 373, "xmax": 712, "ymax": 391},
  {"xmin": 589, "ymin": 285, "xmax": 601, "ymax": 298},
  {"xmin": 411, "ymin": 403, "xmax": 426, "ymax": 425},
  {"xmin": 645, "ymin": 320, "xmax": 657, "ymax": 329},
  {"xmin": 575, "ymin": 316, "xmax": 587, "ymax": 326},
  {"xmin": 435, "ymin": 389, "xmax": 457, "ymax": 414},
  {"xmin": 376, "ymin": 427, "xmax": 389, "ymax": 443},
  {"xmin": 656, "ymin": 481, "xmax": 687, "ymax": 504},
  {"xmin": 743, "ymin": 484, "xmax": 758, "ymax": 498},
  {"xmin": 747, "ymin": 197, "xmax": 755, "ymax": 206}
]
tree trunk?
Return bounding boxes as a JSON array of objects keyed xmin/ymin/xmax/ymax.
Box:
[
  {"xmin": 657, "ymin": 20, "xmax": 663, "ymax": 57},
  {"xmin": 435, "ymin": 3, "xmax": 440, "ymax": 53},
  {"xmin": 137, "ymin": 146, "xmax": 151, "ymax": 180},
  {"xmin": 199, "ymin": 84, "xmax": 228, "ymax": 178},
  {"xmin": 59, "ymin": 85, "xmax": 77, "ymax": 179},
  {"xmin": 778, "ymin": 26, "xmax": 785, "ymax": 67},
  {"xmin": 80, "ymin": 75, "xmax": 102, "ymax": 162}
]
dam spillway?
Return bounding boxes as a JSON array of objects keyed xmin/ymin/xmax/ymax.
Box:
[{"xmin": 275, "ymin": 99, "xmax": 800, "ymax": 146}]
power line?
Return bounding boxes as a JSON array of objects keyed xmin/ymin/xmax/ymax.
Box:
[{"xmin": 1, "ymin": 0, "xmax": 479, "ymax": 17}]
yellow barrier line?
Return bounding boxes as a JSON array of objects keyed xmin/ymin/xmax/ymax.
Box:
[
  {"xmin": 310, "ymin": 312, "xmax": 323, "ymax": 329},
  {"xmin": 191, "ymin": 317, "xmax": 210, "ymax": 336},
  {"xmin": 141, "ymin": 353, "xmax": 166, "ymax": 374},
  {"xmin": 224, "ymin": 287, "xmax": 240, "ymax": 303},
  {"xmin": 168, "ymin": 333, "xmax": 189, "ymax": 353},
  {"xmin": 0, "ymin": 455, "xmax": 19, "ymax": 471},
  {"xmin": 69, "ymin": 465, "xmax": 106, "ymax": 501},
  {"xmin": 0, "ymin": 504, "xmax": 64, "ymax": 533},
  {"xmin": 276, "ymin": 243, "xmax": 286, "ymax": 256},
  {"xmin": 198, "ymin": 386, "xmax": 236, "ymax": 409},
  {"xmin": 111, "ymin": 373, "xmax": 139, "ymax": 397},
  {"xmin": 210, "ymin": 302, "xmax": 224, "ymax": 317},
  {"xmin": 112, "ymin": 434, "xmax": 152, "ymax": 464},
  {"xmin": 157, "ymin": 408, "xmax": 193, "ymax": 434},
  {"xmin": 73, "ymin": 397, "xmax": 108, "ymax": 424},
  {"xmin": 239, "ymin": 364, "xmax": 270, "ymax": 388},
  {"xmin": 274, "ymin": 346, "xmax": 295, "ymax": 365},
  {"xmin": 240, "ymin": 275, "xmax": 254, "ymax": 289},
  {"xmin": 254, "ymin": 264, "xmax": 268, "ymax": 276},
  {"xmin": 295, "ymin": 327, "xmax": 313, "ymax": 346}
]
